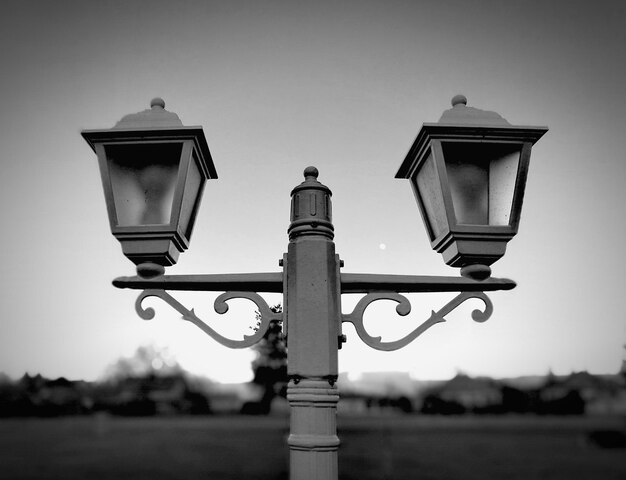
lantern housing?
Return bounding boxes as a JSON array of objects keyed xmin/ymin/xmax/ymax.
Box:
[
  {"xmin": 396, "ymin": 95, "xmax": 547, "ymax": 277},
  {"xmin": 82, "ymin": 98, "xmax": 217, "ymax": 276}
]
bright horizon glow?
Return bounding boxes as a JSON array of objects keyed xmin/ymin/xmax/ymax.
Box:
[{"xmin": 1, "ymin": 0, "xmax": 625, "ymax": 384}]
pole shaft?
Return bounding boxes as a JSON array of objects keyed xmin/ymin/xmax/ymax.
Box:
[{"xmin": 285, "ymin": 168, "xmax": 340, "ymax": 480}]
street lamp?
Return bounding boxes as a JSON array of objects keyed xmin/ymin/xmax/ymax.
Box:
[
  {"xmin": 81, "ymin": 97, "xmax": 217, "ymax": 278},
  {"xmin": 82, "ymin": 96, "xmax": 546, "ymax": 480},
  {"xmin": 396, "ymin": 94, "xmax": 547, "ymax": 280}
]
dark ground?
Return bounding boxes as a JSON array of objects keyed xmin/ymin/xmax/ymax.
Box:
[{"xmin": 1, "ymin": 414, "xmax": 625, "ymax": 480}]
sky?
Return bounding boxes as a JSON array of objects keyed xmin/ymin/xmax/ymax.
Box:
[{"xmin": 0, "ymin": 0, "xmax": 625, "ymax": 383}]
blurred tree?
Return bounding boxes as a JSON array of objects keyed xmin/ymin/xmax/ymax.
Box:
[
  {"xmin": 103, "ymin": 345, "xmax": 183, "ymax": 382},
  {"xmin": 250, "ymin": 305, "xmax": 287, "ymax": 414}
]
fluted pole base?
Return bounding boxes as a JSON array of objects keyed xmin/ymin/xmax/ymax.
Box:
[{"xmin": 287, "ymin": 379, "xmax": 340, "ymax": 480}]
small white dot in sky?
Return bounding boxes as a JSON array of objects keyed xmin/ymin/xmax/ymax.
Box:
[{"xmin": 379, "ymin": 243, "xmax": 386, "ymax": 250}]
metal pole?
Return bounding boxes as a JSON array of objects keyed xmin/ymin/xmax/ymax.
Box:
[{"xmin": 285, "ymin": 167, "xmax": 341, "ymax": 480}]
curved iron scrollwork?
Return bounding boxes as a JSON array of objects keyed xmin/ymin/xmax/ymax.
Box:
[
  {"xmin": 135, "ymin": 289, "xmax": 282, "ymax": 349},
  {"xmin": 342, "ymin": 291, "xmax": 493, "ymax": 351}
]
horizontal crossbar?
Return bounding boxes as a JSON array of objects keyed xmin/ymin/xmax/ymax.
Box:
[{"xmin": 113, "ymin": 271, "xmax": 515, "ymax": 293}]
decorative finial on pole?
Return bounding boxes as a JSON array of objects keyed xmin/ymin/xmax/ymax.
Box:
[
  {"xmin": 288, "ymin": 166, "xmax": 334, "ymax": 240},
  {"xmin": 303, "ymin": 166, "xmax": 319, "ymax": 180}
]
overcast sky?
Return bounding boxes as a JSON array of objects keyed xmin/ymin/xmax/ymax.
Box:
[{"xmin": 1, "ymin": 0, "xmax": 625, "ymax": 383}]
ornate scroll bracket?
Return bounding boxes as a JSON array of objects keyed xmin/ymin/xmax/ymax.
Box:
[
  {"xmin": 342, "ymin": 291, "xmax": 493, "ymax": 351},
  {"xmin": 135, "ymin": 289, "xmax": 282, "ymax": 349}
]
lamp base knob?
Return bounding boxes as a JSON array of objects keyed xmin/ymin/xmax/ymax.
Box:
[
  {"xmin": 137, "ymin": 262, "xmax": 165, "ymax": 278},
  {"xmin": 460, "ymin": 264, "xmax": 491, "ymax": 281}
]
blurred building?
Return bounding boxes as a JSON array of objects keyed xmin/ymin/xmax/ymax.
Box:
[
  {"xmin": 539, "ymin": 371, "xmax": 626, "ymax": 415},
  {"xmin": 420, "ymin": 374, "xmax": 503, "ymax": 414}
]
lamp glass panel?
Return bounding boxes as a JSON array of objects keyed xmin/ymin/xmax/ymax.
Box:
[
  {"xmin": 488, "ymin": 146, "xmax": 521, "ymax": 225},
  {"xmin": 179, "ymin": 151, "xmax": 204, "ymax": 239},
  {"xmin": 414, "ymin": 151, "xmax": 448, "ymax": 239},
  {"xmin": 105, "ymin": 143, "xmax": 182, "ymax": 226},
  {"xmin": 442, "ymin": 142, "xmax": 520, "ymax": 226}
]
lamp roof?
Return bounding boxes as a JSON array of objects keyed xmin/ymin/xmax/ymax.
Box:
[
  {"xmin": 395, "ymin": 94, "xmax": 547, "ymax": 180},
  {"xmin": 81, "ymin": 97, "xmax": 218, "ymax": 180},
  {"xmin": 438, "ymin": 94, "xmax": 510, "ymax": 126},
  {"xmin": 113, "ymin": 98, "xmax": 184, "ymax": 129}
]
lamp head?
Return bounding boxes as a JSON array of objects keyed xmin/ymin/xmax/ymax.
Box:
[
  {"xmin": 82, "ymin": 98, "xmax": 217, "ymax": 277},
  {"xmin": 396, "ymin": 95, "xmax": 547, "ymax": 276}
]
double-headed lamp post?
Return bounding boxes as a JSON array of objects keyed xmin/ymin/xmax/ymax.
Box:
[{"xmin": 82, "ymin": 94, "xmax": 546, "ymax": 480}]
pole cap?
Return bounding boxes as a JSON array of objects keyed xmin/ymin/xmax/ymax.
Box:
[{"xmin": 288, "ymin": 167, "xmax": 334, "ymax": 240}]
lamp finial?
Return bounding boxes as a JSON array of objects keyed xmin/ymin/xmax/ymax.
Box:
[
  {"xmin": 150, "ymin": 97, "xmax": 165, "ymax": 109},
  {"xmin": 451, "ymin": 94, "xmax": 467, "ymax": 107}
]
